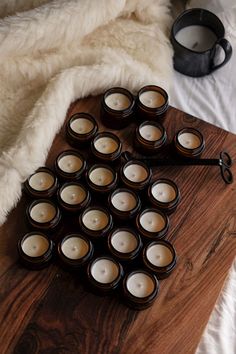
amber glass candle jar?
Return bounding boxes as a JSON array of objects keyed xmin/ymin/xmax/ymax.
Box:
[
  {"xmin": 18, "ymin": 231, "xmax": 54, "ymax": 269},
  {"xmin": 122, "ymin": 270, "xmax": 159, "ymax": 309},
  {"xmin": 86, "ymin": 164, "xmax": 118, "ymax": 195},
  {"xmin": 136, "ymin": 85, "xmax": 169, "ymax": 122},
  {"xmin": 24, "ymin": 167, "xmax": 58, "ymax": 198},
  {"xmin": 66, "ymin": 112, "xmax": 98, "ymax": 147},
  {"xmin": 101, "ymin": 87, "xmax": 135, "ymax": 129},
  {"xmin": 57, "ymin": 182, "xmax": 91, "ymax": 213},
  {"xmin": 173, "ymin": 127, "xmax": 205, "ymax": 158},
  {"xmin": 148, "ymin": 178, "xmax": 180, "ymax": 214},
  {"xmin": 108, "ymin": 188, "xmax": 141, "ymax": 221},
  {"xmin": 143, "ymin": 240, "xmax": 177, "ymax": 279},
  {"xmin": 136, "ymin": 208, "xmax": 169, "ymax": 241},
  {"xmin": 134, "ymin": 121, "xmax": 167, "ymax": 154},
  {"xmin": 91, "ymin": 132, "xmax": 122, "ymax": 163},
  {"xmin": 55, "ymin": 150, "xmax": 86, "ymax": 181},
  {"xmin": 120, "ymin": 159, "xmax": 151, "ymax": 191}
]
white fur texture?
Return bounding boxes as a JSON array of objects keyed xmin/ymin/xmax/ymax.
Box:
[{"xmin": 0, "ymin": 0, "xmax": 173, "ymax": 224}]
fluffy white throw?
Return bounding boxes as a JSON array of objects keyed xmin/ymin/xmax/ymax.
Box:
[{"xmin": 0, "ymin": 0, "xmax": 173, "ymax": 225}]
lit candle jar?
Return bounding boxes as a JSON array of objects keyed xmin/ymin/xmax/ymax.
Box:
[
  {"xmin": 143, "ymin": 240, "xmax": 177, "ymax": 279},
  {"xmin": 66, "ymin": 112, "xmax": 98, "ymax": 147},
  {"xmin": 136, "ymin": 208, "xmax": 169, "ymax": 241},
  {"xmin": 108, "ymin": 188, "xmax": 141, "ymax": 220},
  {"xmin": 122, "ymin": 270, "xmax": 159, "ymax": 309},
  {"xmin": 87, "ymin": 256, "xmax": 123, "ymax": 293},
  {"xmin": 108, "ymin": 228, "xmax": 142, "ymax": 262},
  {"xmin": 120, "ymin": 160, "xmax": 151, "ymax": 191},
  {"xmin": 86, "ymin": 164, "xmax": 118, "ymax": 194},
  {"xmin": 91, "ymin": 132, "xmax": 122, "ymax": 163},
  {"xmin": 24, "ymin": 167, "xmax": 58, "ymax": 198},
  {"xmin": 148, "ymin": 178, "xmax": 180, "ymax": 214},
  {"xmin": 57, "ymin": 182, "xmax": 91, "ymax": 212},
  {"xmin": 18, "ymin": 231, "xmax": 54, "ymax": 269},
  {"xmin": 134, "ymin": 121, "xmax": 167, "ymax": 154},
  {"xmin": 57, "ymin": 234, "xmax": 93, "ymax": 270},
  {"xmin": 101, "ymin": 87, "xmax": 135, "ymax": 129},
  {"xmin": 55, "ymin": 150, "xmax": 86, "ymax": 181},
  {"xmin": 173, "ymin": 127, "xmax": 205, "ymax": 158},
  {"xmin": 136, "ymin": 85, "xmax": 169, "ymax": 122},
  {"xmin": 79, "ymin": 206, "xmax": 113, "ymax": 239},
  {"xmin": 26, "ymin": 199, "xmax": 61, "ymax": 231}
]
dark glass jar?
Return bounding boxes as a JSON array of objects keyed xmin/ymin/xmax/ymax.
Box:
[
  {"xmin": 57, "ymin": 182, "xmax": 91, "ymax": 213},
  {"xmin": 54, "ymin": 150, "xmax": 86, "ymax": 181},
  {"xmin": 66, "ymin": 112, "xmax": 98, "ymax": 147},
  {"xmin": 120, "ymin": 159, "xmax": 151, "ymax": 191},
  {"xmin": 173, "ymin": 127, "xmax": 205, "ymax": 158},
  {"xmin": 148, "ymin": 178, "xmax": 180, "ymax": 214},
  {"xmin": 18, "ymin": 231, "xmax": 54, "ymax": 269},
  {"xmin": 101, "ymin": 87, "xmax": 135, "ymax": 129},
  {"xmin": 26, "ymin": 199, "xmax": 61, "ymax": 232},
  {"xmin": 79, "ymin": 206, "xmax": 113, "ymax": 240},
  {"xmin": 86, "ymin": 164, "xmax": 118, "ymax": 195},
  {"xmin": 24, "ymin": 167, "xmax": 58, "ymax": 199},
  {"xmin": 136, "ymin": 85, "xmax": 169, "ymax": 122},
  {"xmin": 91, "ymin": 132, "xmax": 122, "ymax": 163},
  {"xmin": 107, "ymin": 228, "xmax": 142, "ymax": 262},
  {"xmin": 108, "ymin": 188, "xmax": 141, "ymax": 221},
  {"xmin": 57, "ymin": 233, "xmax": 94, "ymax": 270},
  {"xmin": 143, "ymin": 240, "xmax": 177, "ymax": 279},
  {"xmin": 134, "ymin": 121, "xmax": 167, "ymax": 154},
  {"xmin": 87, "ymin": 256, "xmax": 124, "ymax": 294},
  {"xmin": 122, "ymin": 270, "xmax": 159, "ymax": 310},
  {"xmin": 136, "ymin": 208, "xmax": 169, "ymax": 241}
]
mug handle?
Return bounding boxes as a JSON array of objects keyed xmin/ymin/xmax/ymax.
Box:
[{"xmin": 211, "ymin": 38, "xmax": 233, "ymax": 72}]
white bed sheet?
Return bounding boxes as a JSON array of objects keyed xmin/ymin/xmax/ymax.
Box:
[{"xmin": 170, "ymin": 6, "xmax": 236, "ymax": 354}]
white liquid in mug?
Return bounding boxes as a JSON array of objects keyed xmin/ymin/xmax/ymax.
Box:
[
  {"xmin": 139, "ymin": 91, "xmax": 165, "ymax": 108},
  {"xmin": 151, "ymin": 183, "xmax": 176, "ymax": 203},
  {"xmin": 61, "ymin": 237, "xmax": 89, "ymax": 260},
  {"xmin": 105, "ymin": 93, "xmax": 131, "ymax": 110},
  {"xmin": 89, "ymin": 167, "xmax": 114, "ymax": 186},
  {"xmin": 29, "ymin": 172, "xmax": 54, "ymax": 191},
  {"xmin": 111, "ymin": 230, "xmax": 138, "ymax": 253},
  {"xmin": 126, "ymin": 272, "xmax": 155, "ymax": 298},
  {"xmin": 178, "ymin": 132, "xmax": 201, "ymax": 149},
  {"xmin": 30, "ymin": 202, "xmax": 56, "ymax": 223},
  {"xmin": 140, "ymin": 211, "xmax": 166, "ymax": 233},
  {"xmin": 58, "ymin": 154, "xmax": 83, "ymax": 173},
  {"xmin": 124, "ymin": 164, "xmax": 148, "ymax": 183},
  {"xmin": 94, "ymin": 137, "xmax": 118, "ymax": 155},
  {"xmin": 146, "ymin": 244, "xmax": 173, "ymax": 267},
  {"xmin": 22, "ymin": 234, "xmax": 49, "ymax": 257},
  {"xmin": 139, "ymin": 125, "xmax": 162, "ymax": 142},
  {"xmin": 111, "ymin": 191, "xmax": 137, "ymax": 212},
  {"xmin": 70, "ymin": 118, "xmax": 94, "ymax": 134},
  {"xmin": 175, "ymin": 25, "xmax": 217, "ymax": 52},
  {"xmin": 91, "ymin": 258, "xmax": 119, "ymax": 284}
]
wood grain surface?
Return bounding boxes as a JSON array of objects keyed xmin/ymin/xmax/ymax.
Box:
[{"xmin": 0, "ymin": 96, "xmax": 236, "ymax": 354}]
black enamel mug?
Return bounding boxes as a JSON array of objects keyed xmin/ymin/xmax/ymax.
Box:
[{"xmin": 171, "ymin": 8, "xmax": 232, "ymax": 77}]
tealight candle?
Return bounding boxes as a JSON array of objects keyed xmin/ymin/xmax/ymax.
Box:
[
  {"xmin": 143, "ymin": 240, "xmax": 177, "ymax": 278},
  {"xmin": 91, "ymin": 132, "xmax": 122, "ymax": 163},
  {"xmin": 120, "ymin": 160, "xmax": 151, "ymax": 190},
  {"xmin": 108, "ymin": 188, "xmax": 141, "ymax": 220},
  {"xmin": 66, "ymin": 112, "xmax": 98, "ymax": 147},
  {"xmin": 80, "ymin": 206, "xmax": 113, "ymax": 239},
  {"xmin": 94, "ymin": 137, "xmax": 118, "ymax": 154},
  {"xmin": 58, "ymin": 182, "xmax": 90, "ymax": 212},
  {"xmin": 18, "ymin": 232, "xmax": 54, "ymax": 269},
  {"xmin": 136, "ymin": 208, "xmax": 169, "ymax": 240},
  {"xmin": 148, "ymin": 179, "xmax": 180, "ymax": 214},
  {"xmin": 174, "ymin": 127, "xmax": 205, "ymax": 158},
  {"xmin": 55, "ymin": 150, "xmax": 86, "ymax": 180},
  {"xmin": 101, "ymin": 87, "xmax": 135, "ymax": 129},
  {"xmin": 87, "ymin": 256, "xmax": 123, "ymax": 293},
  {"xmin": 135, "ymin": 121, "xmax": 167, "ymax": 154},
  {"xmin": 86, "ymin": 164, "xmax": 118, "ymax": 194},
  {"xmin": 136, "ymin": 85, "xmax": 169, "ymax": 121},
  {"xmin": 24, "ymin": 167, "xmax": 58, "ymax": 198},
  {"xmin": 27, "ymin": 199, "xmax": 61, "ymax": 231},
  {"xmin": 139, "ymin": 124, "xmax": 163, "ymax": 141},
  {"xmin": 122, "ymin": 270, "xmax": 159, "ymax": 309}
]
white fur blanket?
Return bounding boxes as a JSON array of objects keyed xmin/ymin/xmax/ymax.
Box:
[{"xmin": 0, "ymin": 0, "xmax": 173, "ymax": 225}]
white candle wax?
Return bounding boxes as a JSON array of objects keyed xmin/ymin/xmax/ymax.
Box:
[
  {"xmin": 60, "ymin": 185, "xmax": 86, "ymax": 205},
  {"xmin": 124, "ymin": 164, "xmax": 148, "ymax": 183},
  {"xmin": 139, "ymin": 91, "xmax": 165, "ymax": 108},
  {"xmin": 111, "ymin": 191, "xmax": 137, "ymax": 212},
  {"xmin": 22, "ymin": 234, "xmax": 49, "ymax": 257},
  {"xmin": 175, "ymin": 25, "xmax": 217, "ymax": 52},
  {"xmin": 140, "ymin": 211, "xmax": 165, "ymax": 232},
  {"xmin": 111, "ymin": 230, "xmax": 138, "ymax": 253},
  {"xmin": 70, "ymin": 117, "xmax": 94, "ymax": 134},
  {"xmin": 146, "ymin": 244, "xmax": 173, "ymax": 267},
  {"xmin": 105, "ymin": 93, "xmax": 131, "ymax": 110},
  {"xmin": 61, "ymin": 237, "xmax": 89, "ymax": 260},
  {"xmin": 89, "ymin": 167, "xmax": 114, "ymax": 186},
  {"xmin": 58, "ymin": 154, "xmax": 83, "ymax": 173},
  {"xmin": 94, "ymin": 137, "xmax": 118, "ymax": 154},
  {"xmin": 82, "ymin": 209, "xmax": 109, "ymax": 231},
  {"xmin": 139, "ymin": 125, "xmax": 162, "ymax": 141},
  {"xmin": 91, "ymin": 258, "xmax": 119, "ymax": 283},
  {"xmin": 178, "ymin": 132, "xmax": 201, "ymax": 149},
  {"xmin": 29, "ymin": 172, "xmax": 54, "ymax": 191},
  {"xmin": 127, "ymin": 272, "xmax": 155, "ymax": 298},
  {"xmin": 30, "ymin": 202, "xmax": 56, "ymax": 223},
  {"xmin": 151, "ymin": 183, "xmax": 176, "ymax": 203}
]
